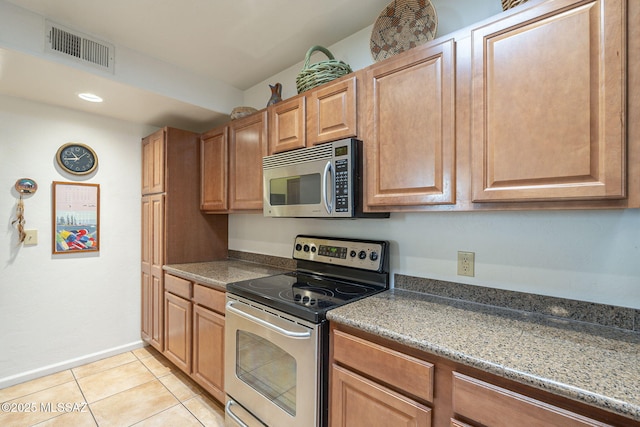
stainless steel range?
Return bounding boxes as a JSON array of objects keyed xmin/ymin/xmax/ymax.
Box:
[{"xmin": 224, "ymin": 235, "xmax": 389, "ymax": 427}]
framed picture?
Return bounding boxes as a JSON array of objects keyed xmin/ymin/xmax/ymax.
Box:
[{"xmin": 52, "ymin": 181, "xmax": 100, "ymax": 254}]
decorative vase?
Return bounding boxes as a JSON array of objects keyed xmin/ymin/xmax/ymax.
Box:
[{"xmin": 267, "ymin": 83, "xmax": 282, "ymax": 106}]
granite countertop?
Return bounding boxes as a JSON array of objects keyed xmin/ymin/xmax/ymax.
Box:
[
  {"xmin": 327, "ymin": 288, "xmax": 640, "ymax": 422},
  {"xmin": 163, "ymin": 259, "xmax": 290, "ymax": 290}
]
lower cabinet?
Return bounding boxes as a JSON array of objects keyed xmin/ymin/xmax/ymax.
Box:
[
  {"xmin": 192, "ymin": 294, "xmax": 225, "ymax": 403},
  {"xmin": 331, "ymin": 364, "xmax": 432, "ymax": 427},
  {"xmin": 164, "ymin": 291, "xmax": 192, "ymax": 373},
  {"xmin": 330, "ymin": 324, "xmax": 635, "ymax": 427},
  {"xmin": 451, "ymin": 373, "xmax": 612, "ymax": 427},
  {"xmin": 330, "ymin": 327, "xmax": 433, "ymax": 427},
  {"xmin": 163, "ymin": 273, "xmax": 225, "ymax": 404}
]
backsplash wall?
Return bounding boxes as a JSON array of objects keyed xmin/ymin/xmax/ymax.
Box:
[{"xmin": 228, "ymin": 210, "xmax": 640, "ymax": 310}]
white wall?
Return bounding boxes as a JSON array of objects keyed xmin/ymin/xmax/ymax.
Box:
[
  {"xmin": 243, "ymin": 0, "xmax": 503, "ymax": 107},
  {"xmin": 234, "ymin": 0, "xmax": 640, "ymax": 310},
  {"xmin": 229, "ymin": 210, "xmax": 640, "ymax": 309},
  {"xmin": 0, "ymin": 95, "xmax": 156, "ymax": 387}
]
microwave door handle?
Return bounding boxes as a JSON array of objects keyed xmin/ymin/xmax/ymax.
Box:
[{"xmin": 322, "ymin": 160, "xmax": 333, "ymax": 214}]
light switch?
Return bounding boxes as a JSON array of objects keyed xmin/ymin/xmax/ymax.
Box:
[{"xmin": 24, "ymin": 229, "xmax": 38, "ymax": 245}]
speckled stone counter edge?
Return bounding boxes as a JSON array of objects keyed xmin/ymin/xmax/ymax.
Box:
[
  {"xmin": 163, "ymin": 253, "xmax": 293, "ymax": 289},
  {"xmin": 228, "ymin": 250, "xmax": 296, "ymax": 270},
  {"xmin": 395, "ymin": 274, "xmax": 640, "ymax": 333},
  {"xmin": 327, "ymin": 289, "xmax": 640, "ymax": 422}
]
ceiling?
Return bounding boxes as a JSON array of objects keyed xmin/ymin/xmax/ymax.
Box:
[{"xmin": 0, "ymin": 0, "xmax": 395, "ymax": 132}]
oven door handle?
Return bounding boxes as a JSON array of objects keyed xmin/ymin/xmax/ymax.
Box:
[
  {"xmin": 225, "ymin": 400, "xmax": 249, "ymax": 427},
  {"xmin": 226, "ymin": 301, "xmax": 312, "ymax": 338}
]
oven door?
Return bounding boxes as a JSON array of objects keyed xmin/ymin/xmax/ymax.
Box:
[{"xmin": 224, "ymin": 294, "xmax": 325, "ymax": 427}]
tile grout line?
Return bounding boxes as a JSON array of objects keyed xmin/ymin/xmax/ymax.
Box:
[
  {"xmin": 72, "ymin": 350, "xmax": 162, "ymax": 427},
  {"xmin": 134, "ymin": 348, "xmax": 213, "ymax": 426},
  {"xmin": 70, "ymin": 366, "xmax": 100, "ymax": 427},
  {"xmin": 131, "ymin": 349, "xmax": 208, "ymax": 426}
]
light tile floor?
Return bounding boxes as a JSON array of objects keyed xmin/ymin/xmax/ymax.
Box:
[{"xmin": 0, "ymin": 346, "xmax": 225, "ymax": 427}]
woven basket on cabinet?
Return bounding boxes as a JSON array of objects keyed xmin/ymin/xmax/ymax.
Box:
[
  {"xmin": 502, "ymin": 0, "xmax": 529, "ymax": 10},
  {"xmin": 295, "ymin": 45, "xmax": 352, "ymax": 94}
]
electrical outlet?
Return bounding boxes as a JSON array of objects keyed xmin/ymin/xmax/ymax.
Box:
[
  {"xmin": 457, "ymin": 251, "xmax": 475, "ymax": 277},
  {"xmin": 24, "ymin": 229, "xmax": 38, "ymax": 245}
]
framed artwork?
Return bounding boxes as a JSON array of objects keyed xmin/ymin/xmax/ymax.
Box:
[{"xmin": 52, "ymin": 181, "xmax": 100, "ymax": 254}]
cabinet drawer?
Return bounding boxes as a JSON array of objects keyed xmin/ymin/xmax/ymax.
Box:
[
  {"xmin": 331, "ymin": 364, "xmax": 431, "ymax": 427},
  {"xmin": 193, "ymin": 284, "xmax": 225, "ymax": 314},
  {"xmin": 332, "ymin": 330, "xmax": 434, "ymax": 403},
  {"xmin": 452, "ymin": 372, "xmax": 612, "ymax": 427},
  {"xmin": 164, "ymin": 274, "xmax": 192, "ymax": 299}
]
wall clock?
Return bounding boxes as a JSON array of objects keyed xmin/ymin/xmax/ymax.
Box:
[{"xmin": 56, "ymin": 143, "xmax": 98, "ymax": 175}]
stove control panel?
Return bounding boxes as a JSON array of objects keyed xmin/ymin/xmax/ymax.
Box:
[{"xmin": 293, "ymin": 235, "xmax": 387, "ymax": 272}]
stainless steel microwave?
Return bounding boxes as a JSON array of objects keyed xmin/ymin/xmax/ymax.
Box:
[{"xmin": 262, "ymin": 139, "xmax": 389, "ymax": 218}]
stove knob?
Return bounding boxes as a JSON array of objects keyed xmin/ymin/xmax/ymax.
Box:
[
  {"xmin": 350, "ymin": 250, "xmax": 357, "ymax": 258},
  {"xmin": 358, "ymin": 250, "xmax": 367, "ymax": 260},
  {"xmin": 295, "ymin": 243, "xmax": 302, "ymax": 252},
  {"xmin": 370, "ymin": 251, "xmax": 379, "ymax": 261},
  {"xmin": 303, "ymin": 244, "xmax": 310, "ymax": 252},
  {"xmin": 311, "ymin": 246, "xmax": 316, "ymax": 253}
]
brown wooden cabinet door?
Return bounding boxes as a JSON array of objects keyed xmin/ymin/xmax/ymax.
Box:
[
  {"xmin": 200, "ymin": 126, "xmax": 228, "ymax": 211},
  {"xmin": 164, "ymin": 292, "xmax": 192, "ymax": 374},
  {"xmin": 192, "ymin": 305, "xmax": 225, "ymax": 403},
  {"xmin": 229, "ymin": 111, "xmax": 268, "ymax": 210},
  {"xmin": 150, "ymin": 275, "xmax": 164, "ymax": 351},
  {"xmin": 307, "ymin": 76, "xmax": 358, "ymax": 145},
  {"xmin": 269, "ymin": 96, "xmax": 306, "ymax": 154},
  {"xmin": 365, "ymin": 39, "xmax": 456, "ymax": 208},
  {"xmin": 141, "ymin": 194, "xmax": 164, "ymax": 351},
  {"xmin": 140, "ymin": 271, "xmax": 151, "ymax": 342},
  {"xmin": 142, "ymin": 129, "xmax": 165, "ymax": 195},
  {"xmin": 471, "ymin": 0, "xmax": 625, "ymax": 202},
  {"xmin": 331, "ymin": 364, "xmax": 432, "ymax": 427}
]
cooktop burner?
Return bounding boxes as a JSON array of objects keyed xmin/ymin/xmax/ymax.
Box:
[
  {"xmin": 226, "ymin": 271, "xmax": 383, "ymax": 323},
  {"xmin": 226, "ymin": 235, "xmax": 389, "ymax": 323}
]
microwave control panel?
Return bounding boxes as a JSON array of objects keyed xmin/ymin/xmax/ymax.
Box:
[
  {"xmin": 293, "ymin": 236, "xmax": 387, "ymax": 272},
  {"xmin": 334, "ymin": 158, "xmax": 349, "ymax": 213}
]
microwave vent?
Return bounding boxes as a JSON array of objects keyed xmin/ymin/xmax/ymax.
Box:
[
  {"xmin": 45, "ymin": 20, "xmax": 115, "ymax": 73},
  {"xmin": 263, "ymin": 143, "xmax": 333, "ymax": 169}
]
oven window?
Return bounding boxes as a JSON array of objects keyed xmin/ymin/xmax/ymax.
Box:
[
  {"xmin": 236, "ymin": 330, "xmax": 296, "ymax": 416},
  {"xmin": 269, "ymin": 174, "xmax": 321, "ymax": 206}
]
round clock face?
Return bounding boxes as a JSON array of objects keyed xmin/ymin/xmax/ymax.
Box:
[{"xmin": 56, "ymin": 143, "xmax": 98, "ymax": 175}]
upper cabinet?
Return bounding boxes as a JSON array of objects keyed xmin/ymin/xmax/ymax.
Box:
[
  {"xmin": 202, "ymin": 111, "xmax": 268, "ymax": 213},
  {"xmin": 268, "ymin": 75, "xmax": 359, "ymax": 154},
  {"xmin": 470, "ymin": 0, "xmax": 626, "ymax": 203},
  {"xmin": 202, "ymin": 0, "xmax": 638, "ymax": 213},
  {"xmin": 229, "ymin": 110, "xmax": 268, "ymax": 210},
  {"xmin": 307, "ymin": 75, "xmax": 358, "ymax": 145},
  {"xmin": 269, "ymin": 96, "xmax": 306, "ymax": 154},
  {"xmin": 201, "ymin": 126, "xmax": 228, "ymax": 212},
  {"xmin": 142, "ymin": 130, "xmax": 165, "ymax": 195},
  {"xmin": 364, "ymin": 39, "xmax": 456, "ymax": 209}
]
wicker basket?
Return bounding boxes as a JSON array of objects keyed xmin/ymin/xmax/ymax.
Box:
[
  {"xmin": 296, "ymin": 46, "xmax": 352, "ymax": 94},
  {"xmin": 502, "ymin": 0, "xmax": 528, "ymax": 10}
]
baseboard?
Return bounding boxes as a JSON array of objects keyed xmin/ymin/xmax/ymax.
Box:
[{"xmin": 0, "ymin": 340, "xmax": 146, "ymax": 389}]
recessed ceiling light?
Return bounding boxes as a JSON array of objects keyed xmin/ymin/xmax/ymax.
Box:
[{"xmin": 78, "ymin": 93, "xmax": 103, "ymax": 103}]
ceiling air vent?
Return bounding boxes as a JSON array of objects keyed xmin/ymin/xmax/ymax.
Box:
[{"xmin": 45, "ymin": 20, "xmax": 115, "ymax": 73}]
